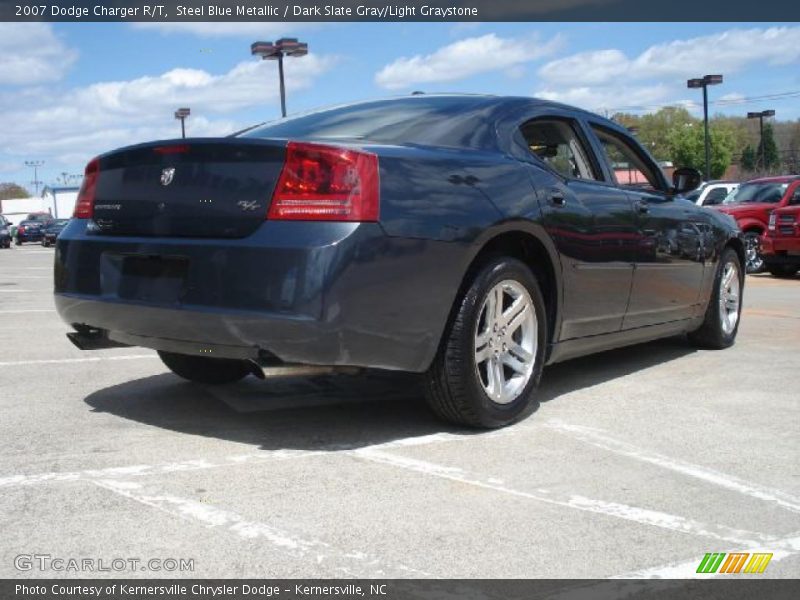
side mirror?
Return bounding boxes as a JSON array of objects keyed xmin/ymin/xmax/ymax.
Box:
[{"xmin": 672, "ymin": 167, "xmax": 703, "ymax": 195}]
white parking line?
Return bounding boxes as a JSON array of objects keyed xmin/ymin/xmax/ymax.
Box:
[
  {"xmin": 94, "ymin": 479, "xmax": 430, "ymax": 577},
  {"xmin": 0, "ymin": 275, "xmax": 49, "ymax": 279},
  {"xmin": 545, "ymin": 420, "xmax": 800, "ymax": 513},
  {"xmin": 0, "ymin": 452, "xmax": 321, "ymax": 489},
  {"xmin": 0, "ymin": 432, "xmax": 481, "ymax": 490},
  {"xmin": 353, "ymin": 449, "xmax": 781, "ymax": 547},
  {"xmin": 0, "ymin": 309, "xmax": 56, "ymax": 314},
  {"xmin": 0, "ymin": 354, "xmax": 157, "ymax": 367},
  {"xmin": 0, "ymin": 289, "xmax": 32, "ymax": 293},
  {"xmin": 611, "ymin": 532, "xmax": 800, "ymax": 579}
]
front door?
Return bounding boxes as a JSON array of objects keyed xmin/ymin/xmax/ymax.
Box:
[{"xmin": 587, "ymin": 123, "xmax": 705, "ymax": 329}]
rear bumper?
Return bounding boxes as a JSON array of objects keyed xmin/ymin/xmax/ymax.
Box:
[{"xmin": 54, "ymin": 220, "xmax": 468, "ymax": 372}]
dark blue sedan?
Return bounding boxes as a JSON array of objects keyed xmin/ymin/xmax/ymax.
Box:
[{"xmin": 55, "ymin": 95, "xmax": 744, "ymax": 427}]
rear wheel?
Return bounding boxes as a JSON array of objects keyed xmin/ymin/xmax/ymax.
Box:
[
  {"xmin": 424, "ymin": 257, "xmax": 547, "ymax": 428},
  {"xmin": 743, "ymin": 231, "xmax": 764, "ymax": 273},
  {"xmin": 158, "ymin": 351, "xmax": 250, "ymax": 384},
  {"xmin": 767, "ymin": 265, "xmax": 799, "ymax": 278},
  {"xmin": 688, "ymin": 247, "xmax": 743, "ymax": 349}
]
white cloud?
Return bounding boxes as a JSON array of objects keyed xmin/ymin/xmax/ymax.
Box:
[
  {"xmin": 0, "ymin": 54, "xmax": 335, "ymax": 177},
  {"xmin": 0, "ymin": 23, "xmax": 78, "ymax": 85},
  {"xmin": 535, "ymin": 27, "xmax": 800, "ymax": 115},
  {"xmin": 539, "ymin": 27, "xmax": 800, "ymax": 87},
  {"xmin": 375, "ymin": 33, "xmax": 563, "ymax": 90}
]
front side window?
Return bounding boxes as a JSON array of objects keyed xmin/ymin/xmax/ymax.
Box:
[
  {"xmin": 520, "ymin": 119, "xmax": 598, "ymax": 181},
  {"xmin": 590, "ymin": 125, "xmax": 664, "ymax": 192}
]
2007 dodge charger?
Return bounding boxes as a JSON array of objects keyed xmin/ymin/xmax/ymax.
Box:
[{"xmin": 55, "ymin": 95, "xmax": 744, "ymax": 428}]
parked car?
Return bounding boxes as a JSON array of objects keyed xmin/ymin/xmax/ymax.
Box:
[
  {"xmin": 41, "ymin": 219, "xmax": 70, "ymax": 247},
  {"xmin": 760, "ymin": 185, "xmax": 800, "ymax": 278},
  {"xmin": 15, "ymin": 212, "xmax": 53, "ymax": 245},
  {"xmin": 713, "ymin": 176, "xmax": 800, "ymax": 273},
  {"xmin": 55, "ymin": 95, "xmax": 744, "ymax": 428},
  {"xmin": 0, "ymin": 216, "xmax": 11, "ymax": 248},
  {"xmin": 685, "ymin": 181, "xmax": 739, "ymax": 207}
]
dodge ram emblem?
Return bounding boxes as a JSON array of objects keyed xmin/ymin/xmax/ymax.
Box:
[{"xmin": 160, "ymin": 167, "xmax": 176, "ymax": 186}]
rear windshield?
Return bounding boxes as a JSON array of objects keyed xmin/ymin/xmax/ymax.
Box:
[
  {"xmin": 724, "ymin": 182, "xmax": 788, "ymax": 204},
  {"xmin": 237, "ymin": 97, "xmax": 500, "ymax": 149}
]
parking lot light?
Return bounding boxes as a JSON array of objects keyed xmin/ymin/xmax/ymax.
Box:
[
  {"xmin": 251, "ymin": 38, "xmax": 308, "ymax": 118},
  {"xmin": 687, "ymin": 74, "xmax": 723, "ymax": 181},
  {"xmin": 174, "ymin": 107, "xmax": 191, "ymax": 139},
  {"xmin": 24, "ymin": 160, "xmax": 45, "ymax": 196},
  {"xmin": 747, "ymin": 109, "xmax": 776, "ymax": 170}
]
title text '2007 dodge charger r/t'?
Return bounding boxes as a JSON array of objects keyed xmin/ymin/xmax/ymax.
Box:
[{"xmin": 55, "ymin": 95, "xmax": 745, "ymax": 428}]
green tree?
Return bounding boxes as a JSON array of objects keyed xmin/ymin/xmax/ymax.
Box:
[
  {"xmin": 756, "ymin": 123, "xmax": 780, "ymax": 171},
  {"xmin": 740, "ymin": 145, "xmax": 757, "ymax": 172},
  {"xmin": 667, "ymin": 122, "xmax": 736, "ymax": 179},
  {"xmin": 615, "ymin": 107, "xmax": 696, "ymax": 161},
  {"xmin": 0, "ymin": 183, "xmax": 31, "ymax": 200}
]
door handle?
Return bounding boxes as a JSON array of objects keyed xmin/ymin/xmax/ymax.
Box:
[
  {"xmin": 634, "ymin": 199, "xmax": 649, "ymax": 214},
  {"xmin": 549, "ymin": 191, "xmax": 566, "ymax": 207}
]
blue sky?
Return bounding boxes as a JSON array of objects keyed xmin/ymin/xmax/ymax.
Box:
[{"xmin": 1, "ymin": 22, "xmax": 799, "ymax": 189}]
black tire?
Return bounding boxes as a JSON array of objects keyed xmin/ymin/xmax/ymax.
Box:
[
  {"xmin": 158, "ymin": 351, "xmax": 250, "ymax": 384},
  {"xmin": 743, "ymin": 231, "xmax": 764, "ymax": 273},
  {"xmin": 423, "ymin": 257, "xmax": 548, "ymax": 429},
  {"xmin": 767, "ymin": 265, "xmax": 798, "ymax": 279},
  {"xmin": 688, "ymin": 247, "xmax": 744, "ymax": 349}
]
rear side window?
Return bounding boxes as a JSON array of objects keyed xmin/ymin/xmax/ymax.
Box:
[
  {"xmin": 590, "ymin": 125, "xmax": 665, "ymax": 192},
  {"xmin": 520, "ymin": 119, "xmax": 598, "ymax": 181}
]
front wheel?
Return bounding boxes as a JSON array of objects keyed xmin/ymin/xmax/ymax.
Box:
[
  {"xmin": 158, "ymin": 351, "xmax": 251, "ymax": 384},
  {"xmin": 424, "ymin": 257, "xmax": 547, "ymax": 428},
  {"xmin": 767, "ymin": 265, "xmax": 798, "ymax": 278},
  {"xmin": 743, "ymin": 231, "xmax": 764, "ymax": 273},
  {"xmin": 688, "ymin": 247, "xmax": 744, "ymax": 349}
]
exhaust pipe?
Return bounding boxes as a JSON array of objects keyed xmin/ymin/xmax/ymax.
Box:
[{"xmin": 247, "ymin": 360, "xmax": 361, "ymax": 379}]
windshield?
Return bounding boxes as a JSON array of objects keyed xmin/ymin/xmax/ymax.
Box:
[{"xmin": 723, "ymin": 182, "xmax": 788, "ymax": 205}]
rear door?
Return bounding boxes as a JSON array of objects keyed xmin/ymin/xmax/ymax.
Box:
[
  {"xmin": 585, "ymin": 123, "xmax": 706, "ymax": 329},
  {"xmin": 519, "ymin": 117, "xmax": 637, "ymax": 339}
]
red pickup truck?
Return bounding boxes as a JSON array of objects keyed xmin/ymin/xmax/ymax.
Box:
[
  {"xmin": 761, "ymin": 187, "xmax": 800, "ymax": 278},
  {"xmin": 713, "ymin": 176, "xmax": 800, "ymax": 273}
]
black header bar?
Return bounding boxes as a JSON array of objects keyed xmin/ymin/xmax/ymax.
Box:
[{"xmin": 1, "ymin": 0, "xmax": 798, "ymax": 22}]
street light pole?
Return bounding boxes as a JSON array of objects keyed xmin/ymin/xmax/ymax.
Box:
[
  {"xmin": 174, "ymin": 107, "xmax": 191, "ymax": 139},
  {"xmin": 251, "ymin": 38, "xmax": 308, "ymax": 118},
  {"xmin": 277, "ymin": 53, "xmax": 286, "ymax": 118},
  {"xmin": 747, "ymin": 110, "xmax": 775, "ymax": 171},
  {"xmin": 687, "ymin": 74, "xmax": 723, "ymax": 181},
  {"xmin": 24, "ymin": 160, "xmax": 44, "ymax": 196}
]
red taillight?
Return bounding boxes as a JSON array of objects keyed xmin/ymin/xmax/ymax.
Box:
[
  {"xmin": 268, "ymin": 142, "xmax": 379, "ymax": 222},
  {"xmin": 73, "ymin": 157, "xmax": 99, "ymax": 219}
]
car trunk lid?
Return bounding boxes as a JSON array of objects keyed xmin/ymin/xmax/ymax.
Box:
[{"xmin": 92, "ymin": 139, "xmax": 286, "ymax": 238}]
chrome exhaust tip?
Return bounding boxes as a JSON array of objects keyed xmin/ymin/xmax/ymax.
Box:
[{"xmin": 247, "ymin": 360, "xmax": 361, "ymax": 379}]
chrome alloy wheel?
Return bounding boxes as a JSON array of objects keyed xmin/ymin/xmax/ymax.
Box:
[
  {"xmin": 474, "ymin": 280, "xmax": 537, "ymax": 404},
  {"xmin": 744, "ymin": 232, "xmax": 763, "ymax": 273},
  {"xmin": 719, "ymin": 260, "xmax": 741, "ymax": 336}
]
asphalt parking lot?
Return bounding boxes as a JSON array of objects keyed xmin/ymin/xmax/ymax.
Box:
[{"xmin": 0, "ymin": 244, "xmax": 798, "ymax": 579}]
